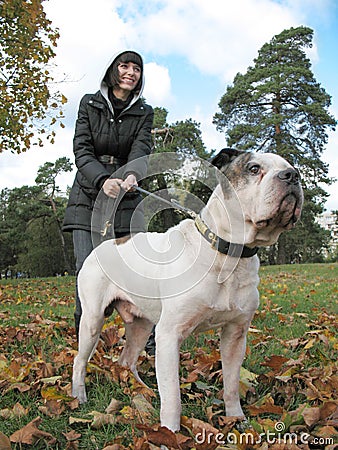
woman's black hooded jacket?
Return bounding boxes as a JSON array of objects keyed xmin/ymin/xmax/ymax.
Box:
[{"xmin": 62, "ymin": 51, "xmax": 154, "ymax": 235}]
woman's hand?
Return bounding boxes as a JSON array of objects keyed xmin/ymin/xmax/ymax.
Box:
[
  {"xmin": 102, "ymin": 174, "xmax": 137, "ymax": 198},
  {"xmin": 102, "ymin": 178, "xmax": 123, "ymax": 198},
  {"xmin": 121, "ymin": 174, "xmax": 137, "ymax": 192}
]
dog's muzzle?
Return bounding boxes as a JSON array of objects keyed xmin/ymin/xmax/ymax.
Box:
[
  {"xmin": 254, "ymin": 168, "xmax": 303, "ymax": 230},
  {"xmin": 277, "ymin": 193, "xmax": 302, "ymax": 229}
]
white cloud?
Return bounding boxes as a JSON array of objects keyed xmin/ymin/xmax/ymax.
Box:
[
  {"xmin": 143, "ymin": 62, "xmax": 173, "ymax": 106},
  {"xmin": 120, "ymin": 0, "xmax": 301, "ymax": 81},
  {"xmin": 44, "ymin": 0, "xmax": 142, "ymax": 99},
  {"xmin": 193, "ymin": 105, "xmax": 227, "ymax": 152},
  {"xmin": 0, "ymin": 128, "xmax": 75, "ymax": 193}
]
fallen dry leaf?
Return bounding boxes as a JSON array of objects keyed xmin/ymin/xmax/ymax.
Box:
[
  {"xmin": 132, "ymin": 393, "xmax": 156, "ymax": 423},
  {"xmin": 105, "ymin": 397, "xmax": 123, "ymax": 414},
  {"xmin": 137, "ymin": 423, "xmax": 189, "ymax": 449},
  {"xmin": 0, "ymin": 432, "xmax": 11, "ymax": 450},
  {"xmin": 246, "ymin": 394, "xmax": 284, "ymax": 416},
  {"xmin": 63, "ymin": 429, "xmax": 81, "ymax": 450},
  {"xmin": 69, "ymin": 416, "xmax": 92, "ymax": 425},
  {"xmin": 41, "ymin": 385, "xmax": 73, "ymax": 401},
  {"xmin": 302, "ymin": 406, "xmax": 321, "ymax": 427},
  {"xmin": 63, "ymin": 429, "xmax": 82, "ymax": 441},
  {"xmin": 312, "ymin": 425, "xmax": 338, "ymax": 438},
  {"xmin": 40, "ymin": 375, "xmax": 62, "ymax": 385},
  {"xmin": 90, "ymin": 411, "xmax": 117, "ymax": 429},
  {"xmin": 181, "ymin": 415, "xmax": 221, "ymax": 448},
  {"xmin": 0, "ymin": 402, "xmax": 28, "ymax": 420},
  {"xmin": 120, "ymin": 405, "xmax": 136, "ymax": 421},
  {"xmin": 102, "ymin": 445, "xmax": 126, "ymax": 450},
  {"xmin": 10, "ymin": 416, "xmax": 56, "ymax": 445},
  {"xmin": 65, "ymin": 441, "xmax": 79, "ymax": 450},
  {"xmin": 266, "ymin": 442, "xmax": 303, "ymax": 450},
  {"xmin": 39, "ymin": 399, "xmax": 65, "ymax": 417},
  {"xmin": 262, "ymin": 355, "xmax": 289, "ymax": 371}
]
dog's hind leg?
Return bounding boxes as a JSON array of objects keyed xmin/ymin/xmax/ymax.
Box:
[
  {"xmin": 72, "ymin": 312, "xmax": 104, "ymax": 403},
  {"xmin": 118, "ymin": 317, "xmax": 154, "ymax": 384}
]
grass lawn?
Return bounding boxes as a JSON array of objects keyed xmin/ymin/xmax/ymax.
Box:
[{"xmin": 0, "ymin": 263, "xmax": 337, "ymax": 449}]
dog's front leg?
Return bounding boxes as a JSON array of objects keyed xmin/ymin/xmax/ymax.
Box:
[
  {"xmin": 155, "ymin": 322, "xmax": 182, "ymax": 432},
  {"xmin": 219, "ymin": 316, "xmax": 253, "ymax": 418}
]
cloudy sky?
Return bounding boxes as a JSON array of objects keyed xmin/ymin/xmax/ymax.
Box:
[{"xmin": 1, "ymin": 0, "xmax": 337, "ymax": 211}]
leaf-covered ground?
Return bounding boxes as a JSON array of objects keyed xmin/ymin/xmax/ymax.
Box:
[{"xmin": 0, "ymin": 264, "xmax": 337, "ymax": 449}]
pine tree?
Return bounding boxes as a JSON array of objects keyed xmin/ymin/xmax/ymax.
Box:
[{"xmin": 213, "ymin": 26, "xmax": 336, "ymax": 263}]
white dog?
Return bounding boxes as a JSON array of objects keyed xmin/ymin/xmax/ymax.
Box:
[{"xmin": 72, "ymin": 149, "xmax": 303, "ymax": 432}]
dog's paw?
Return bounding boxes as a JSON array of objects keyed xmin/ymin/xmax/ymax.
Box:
[{"xmin": 72, "ymin": 388, "xmax": 87, "ymax": 404}]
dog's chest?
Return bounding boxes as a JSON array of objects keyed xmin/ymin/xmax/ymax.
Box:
[
  {"xmin": 179, "ymin": 262, "xmax": 260, "ymax": 335},
  {"xmin": 192, "ymin": 291, "xmax": 258, "ymax": 335},
  {"xmin": 193, "ymin": 310, "xmax": 242, "ymax": 334},
  {"xmin": 202, "ymin": 257, "xmax": 260, "ymax": 310}
]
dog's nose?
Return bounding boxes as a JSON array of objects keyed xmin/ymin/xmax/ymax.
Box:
[{"xmin": 277, "ymin": 168, "xmax": 300, "ymax": 185}]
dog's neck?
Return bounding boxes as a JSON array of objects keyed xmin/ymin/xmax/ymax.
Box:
[
  {"xmin": 200, "ymin": 185, "xmax": 247, "ymax": 244},
  {"xmin": 200, "ymin": 185, "xmax": 268, "ymax": 247}
]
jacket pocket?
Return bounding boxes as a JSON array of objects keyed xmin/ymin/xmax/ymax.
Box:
[{"xmin": 76, "ymin": 171, "xmax": 99, "ymax": 200}]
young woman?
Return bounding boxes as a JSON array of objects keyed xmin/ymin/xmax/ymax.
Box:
[{"xmin": 63, "ymin": 50, "xmax": 154, "ymax": 337}]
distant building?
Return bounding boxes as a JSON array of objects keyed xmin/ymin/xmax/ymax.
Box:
[{"xmin": 316, "ymin": 212, "xmax": 338, "ymax": 255}]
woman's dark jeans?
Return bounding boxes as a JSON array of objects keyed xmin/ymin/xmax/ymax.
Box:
[{"xmin": 72, "ymin": 229, "xmax": 94, "ymax": 337}]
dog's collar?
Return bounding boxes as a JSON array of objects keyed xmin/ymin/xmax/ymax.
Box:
[{"xmin": 194, "ymin": 216, "xmax": 258, "ymax": 258}]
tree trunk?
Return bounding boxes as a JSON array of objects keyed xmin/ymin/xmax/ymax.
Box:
[
  {"xmin": 156, "ymin": 173, "xmax": 176, "ymax": 230},
  {"xmin": 276, "ymin": 234, "xmax": 287, "ymax": 264},
  {"xmin": 48, "ymin": 197, "xmax": 72, "ymax": 273},
  {"xmin": 268, "ymin": 245, "xmax": 276, "ymax": 265}
]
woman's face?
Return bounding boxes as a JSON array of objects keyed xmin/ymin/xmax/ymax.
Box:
[{"xmin": 117, "ymin": 61, "xmax": 141, "ymax": 92}]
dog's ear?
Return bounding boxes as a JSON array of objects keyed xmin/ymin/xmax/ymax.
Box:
[{"xmin": 209, "ymin": 148, "xmax": 246, "ymax": 169}]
